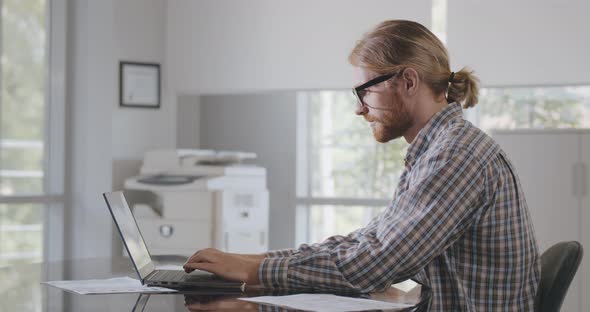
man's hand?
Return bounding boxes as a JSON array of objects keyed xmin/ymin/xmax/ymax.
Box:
[{"xmin": 182, "ymin": 248, "xmax": 265, "ymax": 285}]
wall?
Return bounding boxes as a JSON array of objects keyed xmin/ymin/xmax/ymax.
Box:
[
  {"xmin": 112, "ymin": 0, "xmax": 175, "ymax": 160},
  {"xmin": 68, "ymin": 0, "xmax": 115, "ymax": 260},
  {"xmin": 67, "ymin": 0, "xmax": 171, "ymax": 260},
  {"xmin": 199, "ymin": 93, "xmax": 297, "ymax": 249},
  {"xmin": 166, "ymin": 0, "xmax": 432, "ymax": 94},
  {"xmin": 176, "ymin": 95, "xmax": 200, "ymax": 149},
  {"xmin": 448, "ymin": 0, "xmax": 590, "ymax": 86}
]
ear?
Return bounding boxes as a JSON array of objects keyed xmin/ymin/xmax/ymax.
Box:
[{"xmin": 401, "ymin": 68, "xmax": 420, "ymax": 95}]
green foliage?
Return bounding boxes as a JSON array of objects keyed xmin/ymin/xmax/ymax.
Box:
[
  {"xmin": 309, "ymin": 91, "xmax": 408, "ymax": 200},
  {"xmin": 477, "ymin": 87, "xmax": 584, "ymax": 131},
  {"xmin": 0, "ymin": 0, "xmax": 47, "ymax": 269},
  {"xmin": 1, "ymin": 0, "xmax": 46, "ymax": 195},
  {"xmin": 0, "ymin": 203, "xmax": 43, "ymax": 267},
  {"xmin": 1, "ymin": 0, "xmax": 46, "ymax": 140}
]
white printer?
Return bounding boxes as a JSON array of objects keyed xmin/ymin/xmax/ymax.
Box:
[{"xmin": 124, "ymin": 149, "xmax": 269, "ymax": 256}]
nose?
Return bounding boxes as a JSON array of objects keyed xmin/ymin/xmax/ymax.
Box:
[{"xmin": 355, "ymin": 104, "xmax": 368, "ymax": 116}]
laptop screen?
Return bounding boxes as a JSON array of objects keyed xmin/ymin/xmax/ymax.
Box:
[{"xmin": 103, "ymin": 191, "xmax": 155, "ymax": 281}]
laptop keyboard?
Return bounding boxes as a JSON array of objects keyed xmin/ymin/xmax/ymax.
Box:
[{"xmin": 149, "ymin": 270, "xmax": 225, "ymax": 283}]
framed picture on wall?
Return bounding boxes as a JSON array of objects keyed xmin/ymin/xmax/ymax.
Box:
[{"xmin": 119, "ymin": 61, "xmax": 161, "ymax": 108}]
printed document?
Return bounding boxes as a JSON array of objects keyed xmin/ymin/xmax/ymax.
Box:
[{"xmin": 42, "ymin": 276, "xmax": 177, "ymax": 295}]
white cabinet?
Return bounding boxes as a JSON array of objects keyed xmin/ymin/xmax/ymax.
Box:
[{"xmin": 493, "ymin": 129, "xmax": 588, "ymax": 312}]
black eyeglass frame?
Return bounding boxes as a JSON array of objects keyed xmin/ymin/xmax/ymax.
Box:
[{"xmin": 352, "ymin": 71, "xmax": 402, "ymax": 108}]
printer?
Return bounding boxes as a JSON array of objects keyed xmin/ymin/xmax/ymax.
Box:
[{"xmin": 124, "ymin": 149, "xmax": 269, "ymax": 257}]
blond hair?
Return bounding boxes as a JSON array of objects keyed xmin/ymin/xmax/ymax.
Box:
[{"xmin": 348, "ymin": 20, "xmax": 479, "ymax": 108}]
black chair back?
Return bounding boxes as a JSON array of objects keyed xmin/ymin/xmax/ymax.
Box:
[{"xmin": 535, "ymin": 241, "xmax": 583, "ymax": 312}]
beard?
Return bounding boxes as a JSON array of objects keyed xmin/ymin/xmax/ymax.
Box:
[
  {"xmin": 369, "ymin": 99, "xmax": 412, "ymax": 143},
  {"xmin": 371, "ymin": 122, "xmax": 407, "ymax": 143}
]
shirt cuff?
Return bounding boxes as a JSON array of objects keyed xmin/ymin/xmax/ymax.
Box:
[
  {"xmin": 265, "ymin": 248, "xmax": 297, "ymax": 257},
  {"xmin": 258, "ymin": 257, "xmax": 290, "ymax": 289}
]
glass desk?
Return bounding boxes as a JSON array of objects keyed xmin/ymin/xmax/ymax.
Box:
[{"xmin": 1, "ymin": 257, "xmax": 430, "ymax": 311}]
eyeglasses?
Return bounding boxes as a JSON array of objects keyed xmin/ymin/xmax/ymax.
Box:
[{"xmin": 352, "ymin": 72, "xmax": 399, "ymax": 109}]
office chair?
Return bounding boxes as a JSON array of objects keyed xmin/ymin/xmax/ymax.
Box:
[{"xmin": 535, "ymin": 241, "xmax": 583, "ymax": 312}]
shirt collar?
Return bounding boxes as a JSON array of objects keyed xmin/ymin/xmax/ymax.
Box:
[{"xmin": 404, "ymin": 102, "xmax": 463, "ymax": 168}]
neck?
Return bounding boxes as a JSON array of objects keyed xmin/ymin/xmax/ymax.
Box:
[{"xmin": 403, "ymin": 97, "xmax": 449, "ymax": 143}]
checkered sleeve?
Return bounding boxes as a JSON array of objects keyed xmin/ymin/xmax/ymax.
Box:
[
  {"xmin": 265, "ymin": 249, "xmax": 298, "ymax": 257},
  {"xmin": 258, "ymin": 147, "xmax": 485, "ymax": 292}
]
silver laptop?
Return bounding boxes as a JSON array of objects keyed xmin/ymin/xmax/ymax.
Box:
[{"xmin": 103, "ymin": 191, "xmax": 244, "ymax": 290}]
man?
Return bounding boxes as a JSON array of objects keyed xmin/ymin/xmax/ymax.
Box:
[{"xmin": 184, "ymin": 20, "xmax": 540, "ymax": 311}]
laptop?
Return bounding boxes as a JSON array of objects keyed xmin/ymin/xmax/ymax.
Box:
[{"xmin": 103, "ymin": 191, "xmax": 244, "ymax": 291}]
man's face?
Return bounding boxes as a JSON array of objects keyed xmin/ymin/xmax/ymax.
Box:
[{"xmin": 353, "ymin": 67, "xmax": 413, "ymax": 143}]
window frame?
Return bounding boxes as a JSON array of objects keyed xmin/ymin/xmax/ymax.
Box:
[
  {"xmin": 295, "ymin": 92, "xmax": 391, "ymax": 245},
  {"xmin": 0, "ymin": 0, "xmax": 66, "ymax": 309}
]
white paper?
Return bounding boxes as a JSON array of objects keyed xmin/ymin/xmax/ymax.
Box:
[
  {"xmin": 240, "ymin": 294, "xmax": 412, "ymax": 312},
  {"xmin": 122, "ymin": 65, "xmax": 159, "ymax": 105},
  {"xmin": 42, "ymin": 276, "xmax": 177, "ymax": 295}
]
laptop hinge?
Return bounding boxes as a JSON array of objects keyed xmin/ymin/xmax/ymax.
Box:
[{"xmin": 143, "ymin": 271, "xmax": 157, "ymax": 284}]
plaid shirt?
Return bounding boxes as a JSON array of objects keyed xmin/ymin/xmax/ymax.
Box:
[{"xmin": 259, "ymin": 103, "xmax": 540, "ymax": 311}]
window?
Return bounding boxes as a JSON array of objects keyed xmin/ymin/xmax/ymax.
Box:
[
  {"xmin": 1, "ymin": 0, "xmax": 50, "ymax": 264},
  {"xmin": 295, "ymin": 91, "xmax": 407, "ymax": 244},
  {"xmin": 467, "ymin": 86, "xmax": 590, "ymax": 132},
  {"xmin": 0, "ymin": 0, "xmax": 66, "ymax": 309},
  {"xmin": 296, "ymin": 86, "xmax": 590, "ymax": 245}
]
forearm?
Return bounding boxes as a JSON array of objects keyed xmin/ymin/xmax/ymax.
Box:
[{"xmin": 258, "ymin": 252, "xmax": 361, "ymax": 292}]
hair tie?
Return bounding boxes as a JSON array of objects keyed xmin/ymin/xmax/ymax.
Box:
[{"xmin": 449, "ymin": 72, "xmax": 455, "ymax": 84}]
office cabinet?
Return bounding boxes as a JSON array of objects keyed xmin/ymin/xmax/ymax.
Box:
[{"xmin": 493, "ymin": 129, "xmax": 588, "ymax": 312}]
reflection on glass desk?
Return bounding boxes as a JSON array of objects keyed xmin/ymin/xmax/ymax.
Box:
[{"xmin": 1, "ymin": 257, "xmax": 431, "ymax": 311}]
